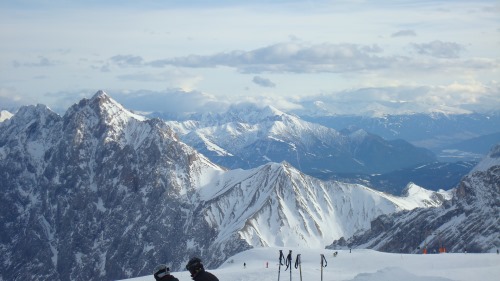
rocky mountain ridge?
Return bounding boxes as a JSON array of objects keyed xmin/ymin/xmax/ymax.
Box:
[{"xmin": 327, "ymin": 144, "xmax": 500, "ymax": 253}]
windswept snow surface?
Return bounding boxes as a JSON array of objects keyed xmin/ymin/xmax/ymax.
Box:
[{"xmin": 120, "ymin": 247, "xmax": 500, "ymax": 281}]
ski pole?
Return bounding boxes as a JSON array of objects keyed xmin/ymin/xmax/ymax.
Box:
[
  {"xmin": 294, "ymin": 254, "xmax": 302, "ymax": 281},
  {"xmin": 278, "ymin": 250, "xmax": 285, "ymax": 281},
  {"xmin": 286, "ymin": 250, "xmax": 292, "ymax": 281},
  {"xmin": 320, "ymin": 254, "xmax": 327, "ymax": 281}
]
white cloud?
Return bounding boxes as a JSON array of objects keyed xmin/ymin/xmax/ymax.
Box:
[
  {"xmin": 391, "ymin": 29, "xmax": 417, "ymax": 37},
  {"xmin": 110, "ymin": 55, "xmax": 144, "ymax": 67},
  {"xmin": 29, "ymin": 79, "xmax": 498, "ymax": 117},
  {"xmin": 0, "ymin": 87, "xmax": 31, "ymax": 111},
  {"xmin": 106, "ymin": 39, "xmax": 497, "ymax": 78},
  {"xmin": 115, "ymin": 69, "xmax": 203, "ymax": 90},
  {"xmin": 12, "ymin": 56, "xmax": 57, "ymax": 67},
  {"xmin": 291, "ymin": 81, "xmax": 500, "ymax": 116},
  {"xmin": 410, "ymin": 41, "xmax": 465, "ymax": 59},
  {"xmin": 252, "ymin": 76, "xmax": 276, "ymax": 88},
  {"xmin": 109, "ymin": 42, "xmax": 394, "ymax": 74},
  {"xmin": 235, "ymin": 94, "xmax": 304, "ymax": 112},
  {"xmin": 1, "ymin": 1, "xmax": 498, "ymax": 116}
]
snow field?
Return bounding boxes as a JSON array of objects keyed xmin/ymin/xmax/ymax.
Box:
[{"xmin": 120, "ymin": 247, "xmax": 500, "ymax": 281}]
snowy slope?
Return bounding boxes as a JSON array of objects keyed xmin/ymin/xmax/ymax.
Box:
[
  {"xmin": 120, "ymin": 247, "xmax": 500, "ymax": 281},
  {"xmin": 201, "ymin": 162, "xmax": 450, "ymax": 255},
  {"xmin": 170, "ymin": 160, "xmax": 453, "ymax": 269},
  {"xmin": 399, "ymin": 183, "xmax": 452, "ymax": 207}
]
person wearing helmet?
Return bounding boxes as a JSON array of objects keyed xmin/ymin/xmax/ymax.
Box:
[
  {"xmin": 185, "ymin": 257, "xmax": 219, "ymax": 281},
  {"xmin": 153, "ymin": 264, "xmax": 179, "ymax": 281}
]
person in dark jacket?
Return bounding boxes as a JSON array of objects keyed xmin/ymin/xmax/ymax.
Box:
[
  {"xmin": 185, "ymin": 257, "xmax": 219, "ymax": 281},
  {"xmin": 153, "ymin": 264, "xmax": 179, "ymax": 281}
]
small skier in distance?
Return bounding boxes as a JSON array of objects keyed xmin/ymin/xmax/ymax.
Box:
[{"xmin": 244, "ymin": 262, "xmax": 246, "ymax": 269}]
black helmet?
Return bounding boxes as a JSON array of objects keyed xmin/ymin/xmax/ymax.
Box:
[{"xmin": 185, "ymin": 257, "xmax": 203, "ymax": 272}]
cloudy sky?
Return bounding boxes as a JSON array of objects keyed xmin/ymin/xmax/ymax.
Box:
[{"xmin": 1, "ymin": 0, "xmax": 499, "ymax": 116}]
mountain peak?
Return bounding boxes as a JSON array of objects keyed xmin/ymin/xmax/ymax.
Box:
[
  {"xmin": 225, "ymin": 103, "xmax": 286, "ymax": 124},
  {"xmin": 13, "ymin": 104, "xmax": 56, "ymax": 123},
  {"xmin": 67, "ymin": 91, "xmax": 146, "ymax": 124},
  {"xmin": 401, "ymin": 182, "xmax": 420, "ymax": 197},
  {"xmin": 88, "ymin": 90, "xmax": 113, "ymax": 107},
  {"xmin": 89, "ymin": 90, "xmax": 121, "ymax": 110},
  {"xmin": 92, "ymin": 89, "xmax": 108, "ymax": 99}
]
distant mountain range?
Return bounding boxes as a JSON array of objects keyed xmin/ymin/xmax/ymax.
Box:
[
  {"xmin": 162, "ymin": 104, "xmax": 436, "ymax": 177},
  {"xmin": 7, "ymin": 100, "xmax": 498, "ymax": 193},
  {"xmin": 0, "ymin": 92, "xmax": 452, "ymax": 281},
  {"xmin": 325, "ymin": 161, "xmax": 477, "ymax": 195},
  {"xmin": 301, "ymin": 113, "xmax": 500, "ymax": 161},
  {"xmin": 149, "ymin": 106, "xmax": 500, "ymax": 192}
]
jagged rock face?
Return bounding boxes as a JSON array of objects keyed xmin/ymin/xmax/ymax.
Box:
[
  {"xmin": 0, "ymin": 92, "xmax": 224, "ymax": 280},
  {"xmin": 327, "ymin": 147, "xmax": 500, "ymax": 254}
]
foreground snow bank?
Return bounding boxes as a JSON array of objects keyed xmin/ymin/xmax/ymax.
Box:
[{"xmin": 120, "ymin": 247, "xmax": 500, "ymax": 281}]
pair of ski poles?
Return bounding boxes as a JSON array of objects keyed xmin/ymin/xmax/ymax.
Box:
[
  {"xmin": 277, "ymin": 250, "xmax": 327, "ymax": 281},
  {"xmin": 278, "ymin": 250, "xmax": 293, "ymax": 281}
]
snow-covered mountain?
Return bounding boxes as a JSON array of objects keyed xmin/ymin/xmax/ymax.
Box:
[
  {"xmin": 328, "ymin": 143, "xmax": 500, "ymax": 253},
  {"xmin": 0, "ymin": 92, "xmax": 448, "ymax": 281},
  {"xmin": 163, "ymin": 104, "xmax": 436, "ymax": 176},
  {"xmin": 199, "ymin": 162, "xmax": 450, "ymax": 261},
  {"xmin": 0, "ymin": 92, "xmax": 222, "ymax": 280}
]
